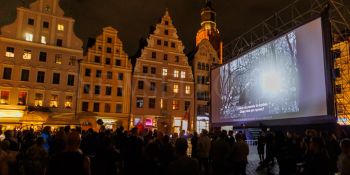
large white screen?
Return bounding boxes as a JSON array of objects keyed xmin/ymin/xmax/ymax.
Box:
[{"xmin": 211, "ymin": 18, "xmax": 328, "ymax": 124}]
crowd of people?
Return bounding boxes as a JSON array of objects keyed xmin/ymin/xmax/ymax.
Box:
[{"xmin": 0, "ymin": 126, "xmax": 349, "ymax": 175}]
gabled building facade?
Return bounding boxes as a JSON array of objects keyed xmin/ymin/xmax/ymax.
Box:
[
  {"xmin": 131, "ymin": 10, "xmax": 195, "ymax": 133},
  {"xmin": 79, "ymin": 27, "xmax": 132, "ymax": 130},
  {"xmin": 0, "ymin": 0, "xmax": 83, "ymax": 129}
]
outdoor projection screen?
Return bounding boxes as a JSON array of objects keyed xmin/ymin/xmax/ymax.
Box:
[{"xmin": 211, "ymin": 17, "xmax": 332, "ymax": 125}]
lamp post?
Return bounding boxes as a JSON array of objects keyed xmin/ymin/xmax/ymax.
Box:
[{"xmin": 74, "ymin": 59, "xmax": 82, "ymax": 124}]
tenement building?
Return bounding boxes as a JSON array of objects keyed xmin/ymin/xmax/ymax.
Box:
[
  {"xmin": 0, "ymin": 0, "xmax": 83, "ymax": 130},
  {"xmin": 79, "ymin": 27, "xmax": 132, "ymax": 130},
  {"xmin": 131, "ymin": 10, "xmax": 195, "ymax": 133},
  {"xmin": 191, "ymin": 0, "xmax": 222, "ymax": 132}
]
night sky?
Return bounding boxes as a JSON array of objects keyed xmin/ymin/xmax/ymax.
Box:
[{"xmin": 0, "ymin": 0, "xmax": 348, "ymax": 56}]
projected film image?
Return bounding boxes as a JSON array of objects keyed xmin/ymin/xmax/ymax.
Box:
[
  {"xmin": 220, "ymin": 31, "xmax": 299, "ymax": 121},
  {"xmin": 212, "ymin": 18, "xmax": 328, "ymax": 124}
]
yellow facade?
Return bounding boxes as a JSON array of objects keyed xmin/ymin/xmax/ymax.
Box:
[
  {"xmin": 131, "ymin": 10, "xmax": 195, "ymax": 134},
  {"xmin": 79, "ymin": 27, "xmax": 132, "ymax": 130},
  {"xmin": 333, "ymin": 38, "xmax": 350, "ymax": 125},
  {"xmin": 0, "ymin": 0, "xmax": 83, "ymax": 129}
]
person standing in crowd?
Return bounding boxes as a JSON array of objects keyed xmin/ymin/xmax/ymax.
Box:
[
  {"xmin": 40, "ymin": 126, "xmax": 51, "ymax": 153},
  {"xmin": 167, "ymin": 138, "xmax": 200, "ymax": 175},
  {"xmin": 0, "ymin": 141, "xmax": 8, "ymax": 175},
  {"xmin": 303, "ymin": 137, "xmax": 331, "ymax": 175},
  {"xmin": 191, "ymin": 132, "xmax": 199, "ymax": 158},
  {"xmin": 231, "ymin": 133, "xmax": 249, "ymax": 175},
  {"xmin": 124, "ymin": 127, "xmax": 144, "ymax": 175},
  {"xmin": 48, "ymin": 131, "xmax": 91, "ymax": 175},
  {"xmin": 92, "ymin": 134, "xmax": 120, "ymax": 175},
  {"xmin": 227, "ymin": 130, "xmax": 236, "ymax": 147},
  {"xmin": 211, "ymin": 130, "xmax": 231, "ymax": 175},
  {"xmin": 338, "ymin": 138, "xmax": 350, "ymax": 175},
  {"xmin": 257, "ymin": 131, "xmax": 265, "ymax": 163},
  {"xmin": 3, "ymin": 130, "xmax": 19, "ymax": 151},
  {"xmin": 197, "ymin": 129, "xmax": 211, "ymax": 175},
  {"xmin": 23, "ymin": 137, "xmax": 49, "ymax": 175}
]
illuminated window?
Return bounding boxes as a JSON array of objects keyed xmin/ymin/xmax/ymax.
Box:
[
  {"xmin": 34, "ymin": 93, "xmax": 43, "ymax": 107},
  {"xmin": 160, "ymin": 98, "xmax": 163, "ymax": 109},
  {"xmin": 173, "ymin": 83, "xmax": 179, "ymax": 93},
  {"xmin": 162, "ymin": 68, "xmax": 168, "ymax": 76},
  {"xmin": 55, "ymin": 54, "xmax": 62, "ymax": 64},
  {"xmin": 41, "ymin": 36, "xmax": 47, "ymax": 44},
  {"xmin": 185, "ymin": 85, "xmax": 191, "ymax": 94},
  {"xmin": 5, "ymin": 47, "xmax": 14, "ymax": 58},
  {"xmin": 57, "ymin": 24, "xmax": 64, "ymax": 31},
  {"xmin": 18, "ymin": 92, "xmax": 27, "ymax": 105},
  {"xmin": 25, "ymin": 33, "xmax": 33, "ymax": 41},
  {"xmin": 174, "ymin": 70, "xmax": 179, "ymax": 78},
  {"xmin": 181, "ymin": 71, "xmax": 186, "ymax": 78},
  {"xmin": 65, "ymin": 96, "xmax": 72, "ymax": 108},
  {"xmin": 172, "ymin": 100, "xmax": 179, "ymax": 110},
  {"xmin": 23, "ymin": 49, "xmax": 32, "ymax": 60},
  {"xmin": 50, "ymin": 94, "xmax": 58, "ymax": 107},
  {"xmin": 0, "ymin": 91, "xmax": 10, "ymax": 105}
]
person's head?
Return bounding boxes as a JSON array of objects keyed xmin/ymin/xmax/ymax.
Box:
[
  {"xmin": 131, "ymin": 127, "xmax": 138, "ymax": 136},
  {"xmin": 4, "ymin": 130, "xmax": 13, "ymax": 138},
  {"xmin": 175, "ymin": 138, "xmax": 188, "ymax": 156},
  {"xmin": 67, "ymin": 131, "xmax": 81, "ymax": 149},
  {"xmin": 235, "ymin": 133, "xmax": 243, "ymax": 141},
  {"xmin": 309, "ymin": 137, "xmax": 325, "ymax": 153},
  {"xmin": 201, "ymin": 129, "xmax": 208, "ymax": 136},
  {"xmin": 43, "ymin": 126, "xmax": 51, "ymax": 134},
  {"xmin": 193, "ymin": 131, "xmax": 198, "ymax": 137},
  {"xmin": 220, "ymin": 130, "xmax": 227, "ymax": 139},
  {"xmin": 157, "ymin": 131, "xmax": 164, "ymax": 141},
  {"xmin": 36, "ymin": 137, "xmax": 45, "ymax": 146},
  {"xmin": 228, "ymin": 130, "xmax": 234, "ymax": 136},
  {"xmin": 64, "ymin": 125, "xmax": 71, "ymax": 134},
  {"xmin": 341, "ymin": 139, "xmax": 350, "ymax": 156},
  {"xmin": 163, "ymin": 135, "xmax": 170, "ymax": 144}
]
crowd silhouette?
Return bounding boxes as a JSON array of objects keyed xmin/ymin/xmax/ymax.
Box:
[{"xmin": 0, "ymin": 126, "xmax": 349, "ymax": 175}]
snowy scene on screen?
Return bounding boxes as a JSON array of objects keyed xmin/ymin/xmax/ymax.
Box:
[{"xmin": 219, "ymin": 31, "xmax": 299, "ymax": 121}]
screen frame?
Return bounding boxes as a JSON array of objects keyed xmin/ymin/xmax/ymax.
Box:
[{"xmin": 210, "ymin": 13, "xmax": 335, "ymax": 127}]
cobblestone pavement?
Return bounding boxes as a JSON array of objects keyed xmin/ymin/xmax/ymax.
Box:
[{"xmin": 247, "ymin": 145, "xmax": 279, "ymax": 175}]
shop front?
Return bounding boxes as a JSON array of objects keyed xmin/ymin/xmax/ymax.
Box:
[{"xmin": 196, "ymin": 116, "xmax": 210, "ymax": 133}]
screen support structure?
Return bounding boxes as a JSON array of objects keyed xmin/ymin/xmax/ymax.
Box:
[{"xmin": 223, "ymin": 0, "xmax": 350, "ymax": 125}]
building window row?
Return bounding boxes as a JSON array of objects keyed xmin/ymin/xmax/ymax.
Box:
[
  {"xmin": 156, "ymin": 39, "xmax": 176, "ymax": 48},
  {"xmin": 2, "ymin": 67, "xmax": 75, "ymax": 85},
  {"xmin": 137, "ymin": 81, "xmax": 190, "ymax": 94},
  {"xmin": 83, "ymin": 84, "xmax": 123, "ymax": 96},
  {"xmin": 4, "ymin": 47, "xmax": 77, "ymax": 65},
  {"xmin": 82, "ymin": 102, "xmax": 123, "ymax": 113},
  {"xmin": 135, "ymin": 97, "xmax": 190, "ymax": 110},
  {"xmin": 197, "ymin": 75, "xmax": 209, "ymax": 84},
  {"xmin": 0, "ymin": 90, "xmax": 72, "ymax": 108},
  {"xmin": 197, "ymin": 62, "xmax": 210, "ymax": 71},
  {"xmin": 28, "ymin": 18, "xmax": 64, "ymax": 31},
  {"xmin": 84, "ymin": 68, "xmax": 124, "ymax": 80}
]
